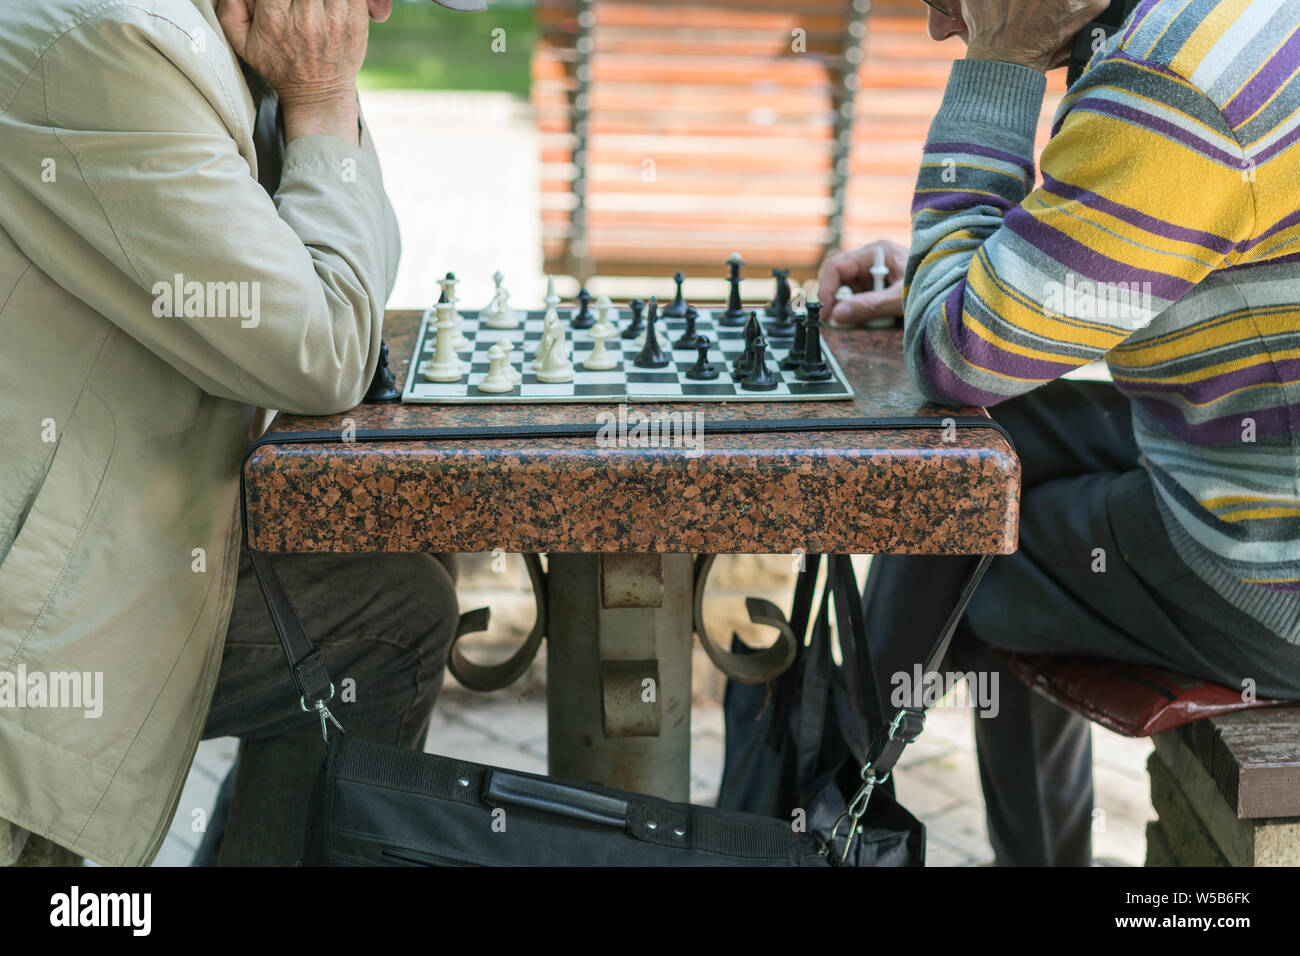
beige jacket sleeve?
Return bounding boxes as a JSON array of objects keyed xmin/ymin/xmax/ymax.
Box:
[{"xmin": 3, "ymin": 5, "xmax": 400, "ymax": 414}]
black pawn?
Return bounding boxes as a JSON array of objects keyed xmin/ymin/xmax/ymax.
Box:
[
  {"xmin": 765, "ymin": 268, "xmax": 791, "ymax": 318},
  {"xmin": 674, "ymin": 306, "xmax": 702, "ymax": 349},
  {"xmin": 364, "ymin": 340, "xmax": 401, "ymax": 403},
  {"xmin": 437, "ymin": 272, "xmax": 455, "ymax": 303},
  {"xmin": 779, "ymin": 319, "xmax": 808, "ymax": 371},
  {"xmin": 572, "ymin": 287, "xmax": 594, "ymax": 329},
  {"xmin": 741, "ymin": 337, "xmax": 778, "ymax": 391},
  {"xmin": 685, "ymin": 336, "xmax": 718, "ymax": 380},
  {"xmin": 796, "ymin": 302, "xmax": 832, "ymax": 382},
  {"xmin": 720, "ymin": 254, "xmax": 747, "ymax": 327},
  {"xmin": 664, "ymin": 271, "xmax": 689, "ymax": 318},
  {"xmin": 634, "ymin": 298, "xmax": 669, "ymax": 368},
  {"xmin": 622, "ymin": 298, "xmax": 645, "ymax": 339}
]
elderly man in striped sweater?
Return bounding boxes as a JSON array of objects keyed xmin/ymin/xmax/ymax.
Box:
[{"xmin": 822, "ymin": 0, "xmax": 1300, "ymax": 865}]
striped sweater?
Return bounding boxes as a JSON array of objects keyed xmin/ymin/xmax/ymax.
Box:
[{"xmin": 905, "ymin": 0, "xmax": 1300, "ymax": 641}]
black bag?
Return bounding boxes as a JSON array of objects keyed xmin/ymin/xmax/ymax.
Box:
[{"xmin": 718, "ymin": 554, "xmax": 925, "ymax": 866}]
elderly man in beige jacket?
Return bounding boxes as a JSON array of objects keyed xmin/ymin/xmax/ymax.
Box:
[{"xmin": 0, "ymin": 0, "xmax": 477, "ymax": 866}]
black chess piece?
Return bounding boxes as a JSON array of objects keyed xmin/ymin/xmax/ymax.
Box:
[
  {"xmin": 765, "ymin": 268, "xmax": 791, "ymax": 318},
  {"xmin": 796, "ymin": 302, "xmax": 833, "ymax": 382},
  {"xmin": 664, "ymin": 271, "xmax": 689, "ymax": 319},
  {"xmin": 622, "ymin": 298, "xmax": 645, "ymax": 339},
  {"xmin": 780, "ymin": 318, "xmax": 808, "ymax": 371},
  {"xmin": 634, "ymin": 298, "xmax": 669, "ymax": 368},
  {"xmin": 364, "ymin": 340, "xmax": 401, "ymax": 403},
  {"xmin": 741, "ymin": 336, "xmax": 778, "ymax": 391},
  {"xmin": 685, "ymin": 336, "xmax": 718, "ymax": 380},
  {"xmin": 720, "ymin": 253, "xmax": 747, "ymax": 327},
  {"xmin": 572, "ymin": 287, "xmax": 594, "ymax": 329},
  {"xmin": 732, "ymin": 311, "xmax": 762, "ymax": 379},
  {"xmin": 673, "ymin": 306, "xmax": 702, "ymax": 349}
]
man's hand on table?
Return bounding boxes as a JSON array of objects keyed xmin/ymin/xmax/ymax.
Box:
[
  {"xmin": 817, "ymin": 240, "xmax": 908, "ymax": 327},
  {"xmin": 217, "ymin": 0, "xmax": 374, "ymax": 146}
]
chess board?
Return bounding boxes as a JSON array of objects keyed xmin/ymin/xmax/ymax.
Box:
[{"xmin": 401, "ymin": 306, "xmax": 854, "ymax": 404}]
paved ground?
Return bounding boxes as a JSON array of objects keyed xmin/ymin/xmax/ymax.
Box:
[{"xmin": 151, "ymin": 92, "xmax": 1153, "ymax": 867}]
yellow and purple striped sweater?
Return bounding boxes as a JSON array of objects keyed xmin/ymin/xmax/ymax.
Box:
[{"xmin": 905, "ymin": 0, "xmax": 1300, "ymax": 639}]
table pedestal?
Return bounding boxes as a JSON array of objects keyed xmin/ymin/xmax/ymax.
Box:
[{"xmin": 545, "ymin": 554, "xmax": 695, "ymax": 800}]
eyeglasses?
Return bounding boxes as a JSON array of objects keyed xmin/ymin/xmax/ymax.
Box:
[{"xmin": 918, "ymin": 0, "xmax": 959, "ymax": 19}]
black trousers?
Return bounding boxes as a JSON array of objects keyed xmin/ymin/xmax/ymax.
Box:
[
  {"xmin": 862, "ymin": 380, "xmax": 1300, "ymax": 866},
  {"xmin": 194, "ymin": 547, "xmax": 458, "ymax": 866}
]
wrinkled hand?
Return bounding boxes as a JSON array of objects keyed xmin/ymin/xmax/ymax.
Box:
[
  {"xmin": 217, "ymin": 0, "xmax": 370, "ymax": 142},
  {"xmin": 817, "ymin": 240, "xmax": 908, "ymax": 327},
  {"xmin": 960, "ymin": 0, "xmax": 1110, "ymax": 72}
]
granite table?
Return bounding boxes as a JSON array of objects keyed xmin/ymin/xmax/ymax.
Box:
[{"xmin": 244, "ymin": 309, "xmax": 1021, "ymax": 800}]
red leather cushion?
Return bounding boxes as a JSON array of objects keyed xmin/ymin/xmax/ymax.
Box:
[{"xmin": 998, "ymin": 652, "xmax": 1293, "ymax": 737}]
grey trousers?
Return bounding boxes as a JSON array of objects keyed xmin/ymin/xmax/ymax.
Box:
[
  {"xmin": 194, "ymin": 547, "xmax": 458, "ymax": 866},
  {"xmin": 862, "ymin": 380, "xmax": 1300, "ymax": 866}
]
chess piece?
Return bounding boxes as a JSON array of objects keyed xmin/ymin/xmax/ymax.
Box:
[
  {"xmin": 485, "ymin": 270, "xmax": 505, "ymax": 308},
  {"xmin": 592, "ymin": 294, "xmax": 618, "ymax": 337},
  {"xmin": 496, "ymin": 338, "xmax": 523, "ymax": 382},
  {"xmin": 542, "ymin": 274, "xmax": 562, "ymax": 325},
  {"xmin": 796, "ymin": 302, "xmax": 832, "ymax": 382},
  {"xmin": 779, "ymin": 315, "xmax": 808, "ymax": 371},
  {"xmin": 673, "ymin": 306, "xmax": 702, "ymax": 350},
  {"xmin": 532, "ymin": 314, "xmax": 564, "ymax": 369},
  {"xmin": 685, "ymin": 336, "xmax": 718, "ymax": 380},
  {"xmin": 720, "ymin": 252, "xmax": 747, "ymax": 326},
  {"xmin": 622, "ymin": 298, "xmax": 645, "ymax": 340},
  {"xmin": 583, "ymin": 321, "xmax": 618, "ymax": 371},
  {"xmin": 741, "ymin": 336, "xmax": 778, "ymax": 391},
  {"xmin": 765, "ymin": 268, "xmax": 792, "ymax": 318},
  {"xmin": 481, "ymin": 281, "xmax": 520, "ymax": 330},
  {"xmin": 438, "ymin": 273, "xmax": 470, "ymax": 350},
  {"xmin": 765, "ymin": 269, "xmax": 797, "ymax": 338},
  {"xmin": 634, "ymin": 298, "xmax": 669, "ymax": 369},
  {"xmin": 572, "ymin": 287, "xmax": 595, "ymax": 329},
  {"xmin": 477, "ymin": 343, "xmax": 517, "ymax": 393},
  {"xmin": 866, "ymin": 246, "xmax": 895, "ymax": 329},
  {"xmin": 732, "ymin": 311, "xmax": 762, "ymax": 379},
  {"xmin": 664, "ymin": 270, "xmax": 689, "ymax": 318},
  {"xmin": 423, "ymin": 301, "xmax": 464, "ymax": 382},
  {"xmin": 536, "ymin": 328, "xmax": 575, "ymax": 382},
  {"xmin": 364, "ymin": 340, "xmax": 401, "ymax": 403}
]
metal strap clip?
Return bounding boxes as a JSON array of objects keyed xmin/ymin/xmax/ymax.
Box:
[{"xmin": 300, "ymin": 682, "xmax": 345, "ymax": 742}]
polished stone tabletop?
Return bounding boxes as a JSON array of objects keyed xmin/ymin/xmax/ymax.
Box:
[{"xmin": 244, "ymin": 310, "xmax": 1020, "ymax": 555}]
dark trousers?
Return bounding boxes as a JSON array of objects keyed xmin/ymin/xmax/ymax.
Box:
[
  {"xmin": 862, "ymin": 380, "xmax": 1300, "ymax": 866},
  {"xmin": 193, "ymin": 547, "xmax": 458, "ymax": 866}
]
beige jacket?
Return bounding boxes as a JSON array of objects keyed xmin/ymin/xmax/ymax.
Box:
[{"xmin": 0, "ymin": 0, "xmax": 400, "ymax": 864}]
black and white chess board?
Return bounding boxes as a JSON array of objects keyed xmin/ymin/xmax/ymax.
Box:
[{"xmin": 401, "ymin": 306, "xmax": 855, "ymax": 404}]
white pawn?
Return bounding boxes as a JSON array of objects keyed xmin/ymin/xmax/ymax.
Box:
[
  {"xmin": 477, "ymin": 343, "xmax": 516, "ymax": 393},
  {"xmin": 592, "ymin": 294, "xmax": 618, "ymax": 337},
  {"xmin": 496, "ymin": 338, "xmax": 523, "ymax": 382},
  {"xmin": 583, "ymin": 321, "xmax": 618, "ymax": 371},
  {"xmin": 423, "ymin": 301, "xmax": 464, "ymax": 382},
  {"xmin": 536, "ymin": 329, "xmax": 574, "ymax": 382}
]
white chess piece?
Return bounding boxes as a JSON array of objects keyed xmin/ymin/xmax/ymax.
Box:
[
  {"xmin": 536, "ymin": 327, "xmax": 574, "ymax": 382},
  {"xmin": 542, "ymin": 274, "xmax": 561, "ymax": 326},
  {"xmin": 423, "ymin": 302, "xmax": 464, "ymax": 382},
  {"xmin": 583, "ymin": 321, "xmax": 618, "ymax": 371},
  {"xmin": 532, "ymin": 314, "xmax": 563, "ymax": 369},
  {"xmin": 592, "ymin": 294, "xmax": 618, "ymax": 337},
  {"xmin": 865, "ymin": 246, "xmax": 894, "ymax": 328},
  {"xmin": 485, "ymin": 270, "xmax": 505, "ymax": 309},
  {"xmin": 476, "ymin": 343, "xmax": 516, "ymax": 393},
  {"xmin": 496, "ymin": 338, "xmax": 523, "ymax": 382},
  {"xmin": 438, "ymin": 274, "xmax": 471, "ymax": 349},
  {"xmin": 791, "ymin": 287, "xmax": 807, "ymax": 316},
  {"xmin": 481, "ymin": 285, "xmax": 520, "ymax": 330}
]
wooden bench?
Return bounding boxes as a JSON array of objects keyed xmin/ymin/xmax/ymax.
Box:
[
  {"xmin": 1003, "ymin": 653, "xmax": 1300, "ymax": 867},
  {"xmin": 531, "ymin": 0, "xmax": 1067, "ymax": 283}
]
